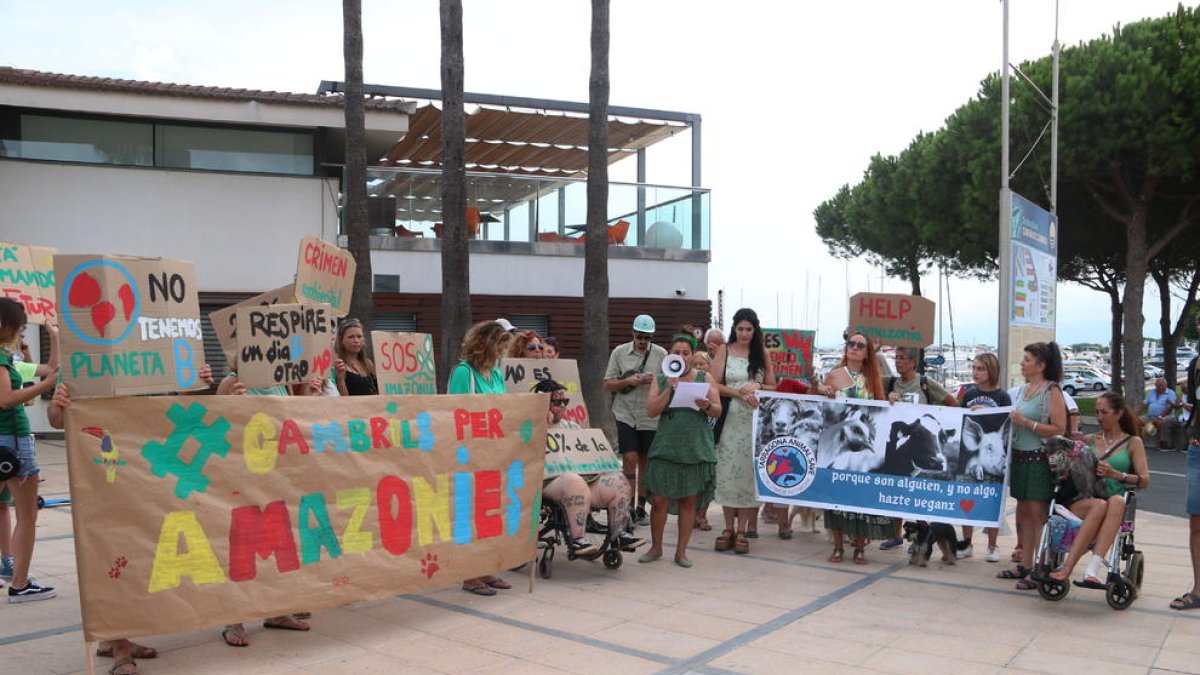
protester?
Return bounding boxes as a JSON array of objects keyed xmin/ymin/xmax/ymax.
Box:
[
  {"xmin": 334, "ymin": 317, "xmax": 377, "ymax": 396},
  {"xmin": 641, "ymin": 335, "xmax": 720, "ymax": 567},
  {"xmin": 711, "ymin": 308, "xmax": 777, "ymax": 551},
  {"xmin": 817, "ymin": 331, "xmax": 889, "ymax": 564},
  {"xmin": 703, "ymin": 327, "xmax": 724, "ymax": 355},
  {"xmin": 999, "ymin": 341, "xmax": 1068, "ymax": 589},
  {"xmin": 543, "ymin": 336, "xmax": 560, "ymax": 359},
  {"xmin": 604, "ymin": 315, "xmax": 667, "ymax": 526},
  {"xmin": 1047, "ymin": 392, "xmax": 1149, "ymax": 587},
  {"xmin": 957, "ymin": 353, "xmax": 1010, "ymax": 562},
  {"xmin": 1140, "ymin": 377, "xmax": 1183, "ymax": 450},
  {"xmin": 1171, "ymin": 312, "xmax": 1200, "ymax": 611},
  {"xmin": 508, "ymin": 330, "xmax": 545, "ymax": 358},
  {"xmin": 0, "ymin": 299, "xmax": 59, "ymax": 604},
  {"xmin": 534, "ymin": 379, "xmax": 642, "ymax": 554},
  {"xmin": 448, "ymin": 320, "xmax": 513, "ymax": 595},
  {"xmin": 690, "ymin": 350, "xmax": 715, "ymax": 531}
]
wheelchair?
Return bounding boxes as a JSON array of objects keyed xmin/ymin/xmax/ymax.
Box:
[
  {"xmin": 536, "ymin": 499, "xmax": 624, "ymax": 579},
  {"xmin": 1034, "ymin": 490, "xmax": 1144, "ymax": 610}
]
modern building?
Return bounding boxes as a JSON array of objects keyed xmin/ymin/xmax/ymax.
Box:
[{"xmin": 0, "ymin": 67, "xmax": 712, "ymax": 429}]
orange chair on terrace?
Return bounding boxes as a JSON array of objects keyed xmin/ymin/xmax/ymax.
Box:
[
  {"xmin": 432, "ymin": 208, "xmax": 483, "ymax": 239},
  {"xmin": 569, "ymin": 219, "xmax": 630, "ymax": 245}
]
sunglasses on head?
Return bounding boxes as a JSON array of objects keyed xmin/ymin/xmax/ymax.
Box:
[
  {"xmin": 846, "ymin": 340, "xmax": 867, "ymax": 350},
  {"xmin": 526, "ymin": 344, "xmax": 543, "ymax": 351}
]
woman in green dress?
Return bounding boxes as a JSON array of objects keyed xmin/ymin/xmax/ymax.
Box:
[{"xmin": 641, "ymin": 335, "xmax": 721, "ymax": 568}]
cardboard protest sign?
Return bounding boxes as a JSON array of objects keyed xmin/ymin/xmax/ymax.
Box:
[
  {"xmin": 501, "ymin": 358, "xmax": 589, "ymax": 426},
  {"xmin": 849, "ymin": 292, "xmax": 935, "ymax": 348},
  {"xmin": 545, "ymin": 427, "xmax": 620, "ymax": 478},
  {"xmin": 235, "ymin": 303, "xmax": 334, "ymax": 388},
  {"xmin": 64, "ymin": 393, "xmax": 547, "ymax": 641},
  {"xmin": 763, "ymin": 328, "xmax": 815, "ymax": 382},
  {"xmin": 56, "ymin": 255, "xmax": 206, "ymax": 398},
  {"xmin": 0, "ymin": 241, "xmax": 57, "ymax": 324},
  {"xmin": 209, "ymin": 284, "xmax": 295, "ymax": 364},
  {"xmin": 372, "ymin": 331, "xmax": 436, "ymax": 395},
  {"xmin": 294, "ymin": 236, "xmax": 355, "ymax": 315},
  {"xmin": 752, "ymin": 392, "xmax": 1012, "ymax": 527}
]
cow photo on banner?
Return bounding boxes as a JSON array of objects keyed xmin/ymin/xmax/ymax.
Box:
[
  {"xmin": 752, "ymin": 391, "xmax": 1012, "ymax": 527},
  {"xmin": 372, "ymin": 331, "xmax": 436, "ymax": 395},
  {"xmin": 235, "ymin": 303, "xmax": 334, "ymax": 389},
  {"xmin": 63, "ymin": 393, "xmax": 547, "ymax": 641},
  {"xmin": 55, "ymin": 254, "xmax": 206, "ymax": 398},
  {"xmin": 0, "ymin": 241, "xmax": 57, "ymax": 324}
]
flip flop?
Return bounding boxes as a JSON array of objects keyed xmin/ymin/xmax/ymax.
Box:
[
  {"xmin": 107, "ymin": 657, "xmax": 139, "ymax": 675},
  {"xmin": 263, "ymin": 616, "xmax": 310, "ymax": 631},
  {"xmin": 1169, "ymin": 592, "xmax": 1200, "ymax": 610},
  {"xmin": 997, "ymin": 566, "xmax": 1029, "ymax": 580},
  {"xmin": 1072, "ymin": 576, "xmax": 1106, "ymax": 590},
  {"xmin": 462, "ymin": 581, "xmax": 497, "ymax": 596},
  {"xmin": 96, "ymin": 643, "xmax": 157, "ymax": 659},
  {"xmin": 483, "ymin": 576, "xmax": 512, "ymax": 590}
]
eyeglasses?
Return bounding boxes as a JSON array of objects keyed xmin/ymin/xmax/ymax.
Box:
[
  {"xmin": 550, "ymin": 398, "xmax": 569, "ymax": 407},
  {"xmin": 846, "ymin": 340, "xmax": 867, "ymax": 350},
  {"xmin": 526, "ymin": 344, "xmax": 544, "ymax": 352}
]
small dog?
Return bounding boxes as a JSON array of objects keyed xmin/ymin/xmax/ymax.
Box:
[
  {"xmin": 903, "ymin": 521, "xmax": 958, "ymax": 567},
  {"xmin": 1044, "ymin": 435, "xmax": 1105, "ymax": 499}
]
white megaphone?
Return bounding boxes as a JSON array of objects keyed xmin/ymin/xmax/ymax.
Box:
[{"xmin": 661, "ymin": 354, "xmax": 687, "ymax": 378}]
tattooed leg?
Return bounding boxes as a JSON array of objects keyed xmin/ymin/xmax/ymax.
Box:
[
  {"xmin": 543, "ymin": 474, "xmax": 590, "ymax": 539},
  {"xmin": 591, "ymin": 472, "xmax": 632, "ymax": 533}
]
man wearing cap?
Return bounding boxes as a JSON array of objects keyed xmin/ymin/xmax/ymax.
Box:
[{"xmin": 605, "ymin": 315, "xmax": 667, "ymax": 526}]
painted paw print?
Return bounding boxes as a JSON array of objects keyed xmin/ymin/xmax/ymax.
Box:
[
  {"xmin": 107, "ymin": 556, "xmax": 129, "ymax": 579},
  {"xmin": 420, "ymin": 552, "xmax": 440, "ymax": 579},
  {"xmin": 331, "ymin": 575, "xmax": 350, "ymax": 587}
]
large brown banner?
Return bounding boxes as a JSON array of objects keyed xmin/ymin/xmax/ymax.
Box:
[
  {"xmin": 501, "ymin": 358, "xmax": 589, "ymax": 426},
  {"xmin": 65, "ymin": 393, "xmax": 547, "ymax": 641},
  {"xmin": 55, "ymin": 255, "xmax": 206, "ymax": 398},
  {"xmin": 0, "ymin": 241, "xmax": 57, "ymax": 324}
]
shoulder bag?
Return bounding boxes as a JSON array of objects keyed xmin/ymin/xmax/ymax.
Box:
[{"xmin": 710, "ymin": 354, "xmax": 733, "ymax": 443}]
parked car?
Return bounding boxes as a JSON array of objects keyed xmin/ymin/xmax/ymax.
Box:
[{"xmin": 1061, "ymin": 368, "xmax": 1110, "ymax": 395}]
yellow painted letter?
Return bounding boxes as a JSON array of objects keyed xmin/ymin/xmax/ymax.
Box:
[
  {"xmin": 243, "ymin": 412, "xmax": 278, "ymax": 475},
  {"xmin": 148, "ymin": 511, "xmax": 226, "ymax": 593},
  {"xmin": 413, "ymin": 475, "xmax": 451, "ymax": 546},
  {"xmin": 336, "ymin": 487, "xmax": 374, "ymax": 554}
]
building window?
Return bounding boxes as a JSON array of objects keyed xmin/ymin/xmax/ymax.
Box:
[
  {"xmin": 9, "ymin": 114, "xmax": 153, "ymax": 166},
  {"xmin": 155, "ymin": 124, "xmax": 313, "ymax": 175}
]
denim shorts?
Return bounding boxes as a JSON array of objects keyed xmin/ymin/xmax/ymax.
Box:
[
  {"xmin": 1188, "ymin": 427, "xmax": 1200, "ymax": 516},
  {"xmin": 0, "ymin": 435, "xmax": 38, "ymax": 479}
]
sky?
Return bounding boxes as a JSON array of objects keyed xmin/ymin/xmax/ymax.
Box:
[{"xmin": 2, "ymin": 0, "xmax": 1194, "ymax": 350}]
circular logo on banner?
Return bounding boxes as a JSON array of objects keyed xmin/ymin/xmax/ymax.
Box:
[
  {"xmin": 62, "ymin": 260, "xmax": 141, "ymax": 346},
  {"xmin": 757, "ymin": 436, "xmax": 817, "ymax": 496},
  {"xmin": 661, "ymin": 354, "xmax": 686, "ymax": 377}
]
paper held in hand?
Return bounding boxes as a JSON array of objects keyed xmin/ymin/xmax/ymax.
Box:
[{"xmin": 669, "ymin": 381, "xmax": 710, "ymax": 410}]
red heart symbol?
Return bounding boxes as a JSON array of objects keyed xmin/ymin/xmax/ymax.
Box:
[
  {"xmin": 118, "ymin": 284, "xmax": 135, "ymax": 321},
  {"xmin": 91, "ymin": 301, "xmax": 116, "ymax": 337},
  {"xmin": 69, "ymin": 271, "xmax": 101, "ymax": 308},
  {"xmin": 959, "ymin": 499, "xmax": 975, "ymax": 514}
]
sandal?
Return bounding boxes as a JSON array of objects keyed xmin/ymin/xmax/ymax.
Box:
[
  {"xmin": 695, "ymin": 515, "xmax": 713, "ymax": 531},
  {"xmin": 483, "ymin": 575, "xmax": 512, "ymax": 590},
  {"xmin": 263, "ymin": 616, "xmax": 310, "ymax": 631},
  {"xmin": 1010, "ymin": 548, "xmax": 1022, "ymax": 563},
  {"xmin": 996, "ymin": 565, "xmax": 1030, "ymax": 580},
  {"xmin": 852, "ymin": 547, "xmax": 867, "ymax": 565},
  {"xmin": 221, "ymin": 624, "xmax": 249, "ymax": 648},
  {"xmin": 1014, "ymin": 577, "xmax": 1037, "ymax": 590},
  {"xmin": 827, "ymin": 548, "xmax": 844, "ymax": 563},
  {"xmin": 107, "ymin": 657, "xmax": 139, "ymax": 675},
  {"xmin": 1072, "ymin": 576, "xmax": 1106, "ymax": 590},
  {"xmin": 778, "ymin": 526, "xmax": 793, "ymax": 540},
  {"xmin": 462, "ymin": 579, "xmax": 497, "ymax": 596},
  {"xmin": 734, "ymin": 532, "xmax": 750, "ymax": 554},
  {"xmin": 1170, "ymin": 591, "xmax": 1200, "ymax": 610},
  {"xmin": 714, "ymin": 529, "xmax": 734, "ymax": 552},
  {"xmin": 96, "ymin": 642, "xmax": 157, "ymax": 659}
]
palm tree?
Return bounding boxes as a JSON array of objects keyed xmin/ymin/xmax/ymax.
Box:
[
  {"xmin": 342, "ymin": 0, "xmax": 373, "ymax": 333},
  {"xmin": 582, "ymin": 0, "xmax": 614, "ymax": 437},
  {"xmin": 439, "ymin": 0, "xmax": 471, "ymax": 391}
]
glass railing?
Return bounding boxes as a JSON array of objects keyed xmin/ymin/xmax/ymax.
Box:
[{"xmin": 348, "ymin": 167, "xmax": 710, "ymax": 251}]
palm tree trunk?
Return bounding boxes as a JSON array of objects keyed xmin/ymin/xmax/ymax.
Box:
[
  {"xmin": 438, "ymin": 0, "xmax": 471, "ymax": 392},
  {"xmin": 342, "ymin": 0, "xmax": 373, "ymax": 333}
]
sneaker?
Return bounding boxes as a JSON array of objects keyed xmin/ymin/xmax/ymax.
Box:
[
  {"xmin": 634, "ymin": 507, "xmax": 649, "ymax": 527},
  {"xmin": 567, "ymin": 537, "xmax": 599, "ymax": 557},
  {"xmin": 879, "ymin": 538, "xmax": 904, "ymax": 551},
  {"xmin": 8, "ymin": 581, "xmax": 56, "ymax": 603},
  {"xmin": 0, "ymin": 555, "xmax": 13, "ymax": 582},
  {"xmin": 616, "ymin": 533, "xmax": 645, "ymax": 551},
  {"xmin": 956, "ymin": 544, "xmax": 974, "ymax": 560},
  {"xmin": 985, "ymin": 546, "xmax": 1000, "ymax": 563}
]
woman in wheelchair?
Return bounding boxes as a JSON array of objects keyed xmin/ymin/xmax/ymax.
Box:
[
  {"xmin": 535, "ymin": 380, "xmax": 644, "ymax": 554},
  {"xmin": 1049, "ymin": 392, "xmax": 1149, "ymax": 587}
]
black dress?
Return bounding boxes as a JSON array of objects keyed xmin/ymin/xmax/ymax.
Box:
[{"xmin": 344, "ymin": 370, "xmax": 378, "ymax": 395}]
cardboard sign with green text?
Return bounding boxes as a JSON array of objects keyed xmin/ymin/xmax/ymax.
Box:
[
  {"xmin": 763, "ymin": 328, "xmax": 816, "ymax": 381},
  {"xmin": 235, "ymin": 303, "xmax": 334, "ymax": 388},
  {"xmin": 63, "ymin": 393, "xmax": 547, "ymax": 641},
  {"xmin": 372, "ymin": 331, "xmax": 436, "ymax": 395},
  {"xmin": 56, "ymin": 254, "xmax": 206, "ymax": 398},
  {"xmin": 294, "ymin": 236, "xmax": 354, "ymax": 315},
  {"xmin": 0, "ymin": 241, "xmax": 57, "ymax": 324},
  {"xmin": 849, "ymin": 292, "xmax": 935, "ymax": 348},
  {"xmin": 209, "ymin": 284, "xmax": 295, "ymax": 364},
  {"xmin": 501, "ymin": 358, "xmax": 589, "ymax": 427},
  {"xmin": 545, "ymin": 427, "xmax": 620, "ymax": 478}
]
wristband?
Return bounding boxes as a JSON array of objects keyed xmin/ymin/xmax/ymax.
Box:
[{"xmin": 1031, "ymin": 421, "xmax": 1038, "ymax": 433}]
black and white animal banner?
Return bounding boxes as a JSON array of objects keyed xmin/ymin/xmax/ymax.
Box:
[{"xmin": 752, "ymin": 393, "xmax": 1012, "ymax": 527}]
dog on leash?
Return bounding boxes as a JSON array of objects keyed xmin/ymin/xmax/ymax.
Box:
[{"xmin": 903, "ymin": 521, "xmax": 958, "ymax": 567}]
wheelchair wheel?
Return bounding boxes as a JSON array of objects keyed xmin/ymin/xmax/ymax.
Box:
[
  {"xmin": 1129, "ymin": 551, "xmax": 1144, "ymax": 590},
  {"xmin": 1105, "ymin": 577, "xmax": 1136, "ymax": 610},
  {"xmin": 602, "ymin": 549, "xmax": 622, "ymax": 570},
  {"xmin": 538, "ymin": 547, "xmax": 554, "ymax": 580},
  {"xmin": 1036, "ymin": 578, "xmax": 1070, "ymax": 601},
  {"xmin": 36, "ymin": 496, "xmax": 45, "ymax": 509}
]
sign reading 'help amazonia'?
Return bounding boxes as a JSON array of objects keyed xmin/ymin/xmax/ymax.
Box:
[
  {"xmin": 235, "ymin": 303, "xmax": 334, "ymax": 389},
  {"xmin": 0, "ymin": 241, "xmax": 57, "ymax": 324},
  {"xmin": 210, "ymin": 284, "xmax": 296, "ymax": 364},
  {"xmin": 372, "ymin": 331, "xmax": 437, "ymax": 395},
  {"xmin": 294, "ymin": 236, "xmax": 354, "ymax": 315},
  {"xmin": 56, "ymin": 255, "xmax": 207, "ymax": 398},
  {"xmin": 64, "ymin": 394, "xmax": 547, "ymax": 641},
  {"xmin": 848, "ymin": 293, "xmax": 935, "ymax": 348}
]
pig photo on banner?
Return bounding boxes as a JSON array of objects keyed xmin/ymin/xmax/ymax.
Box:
[
  {"xmin": 372, "ymin": 331, "xmax": 437, "ymax": 395},
  {"xmin": 235, "ymin": 303, "xmax": 335, "ymax": 388},
  {"xmin": 752, "ymin": 391, "xmax": 1012, "ymax": 527},
  {"xmin": 501, "ymin": 358, "xmax": 589, "ymax": 427},
  {"xmin": 294, "ymin": 236, "xmax": 355, "ymax": 315},
  {"xmin": 209, "ymin": 283, "xmax": 296, "ymax": 364},
  {"xmin": 56, "ymin": 254, "xmax": 206, "ymax": 398},
  {"xmin": 0, "ymin": 241, "xmax": 57, "ymax": 324},
  {"xmin": 63, "ymin": 393, "xmax": 547, "ymax": 641}
]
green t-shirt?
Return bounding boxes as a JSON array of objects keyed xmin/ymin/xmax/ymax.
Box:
[
  {"xmin": 447, "ymin": 362, "xmax": 506, "ymax": 395},
  {"xmin": 887, "ymin": 374, "xmax": 949, "ymax": 405},
  {"xmin": 0, "ymin": 351, "xmax": 31, "ymax": 436}
]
